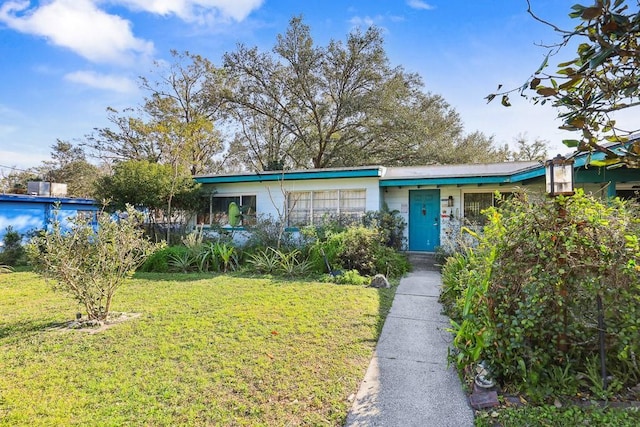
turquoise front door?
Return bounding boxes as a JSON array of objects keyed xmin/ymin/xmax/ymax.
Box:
[{"xmin": 409, "ymin": 189, "xmax": 440, "ymax": 251}]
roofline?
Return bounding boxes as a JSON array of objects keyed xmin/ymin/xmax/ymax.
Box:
[
  {"xmin": 0, "ymin": 194, "xmax": 97, "ymax": 205},
  {"xmin": 380, "ymin": 162, "xmax": 544, "ymax": 187},
  {"xmin": 195, "ymin": 166, "xmax": 385, "ymax": 184}
]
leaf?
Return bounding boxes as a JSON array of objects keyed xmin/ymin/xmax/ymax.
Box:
[
  {"xmin": 501, "ymin": 95, "xmax": 512, "ymax": 107},
  {"xmin": 558, "ymin": 59, "xmax": 578, "ymax": 67},
  {"xmin": 589, "ymin": 46, "xmax": 615, "ymax": 68},
  {"xmin": 559, "ymin": 76, "xmax": 583, "ymax": 90},
  {"xmin": 591, "ymin": 158, "xmax": 621, "ymax": 167},
  {"xmin": 536, "ymin": 87, "xmax": 558, "ymax": 96},
  {"xmin": 535, "ymin": 53, "xmax": 550, "ymax": 74},
  {"xmin": 557, "ymin": 67, "xmax": 576, "ymax": 76},
  {"xmin": 529, "ymin": 77, "xmax": 541, "ymax": 89},
  {"xmin": 581, "ymin": 7, "xmax": 602, "ymax": 20},
  {"xmin": 570, "ymin": 116, "xmax": 585, "ymax": 128},
  {"xmin": 562, "ymin": 139, "xmax": 581, "ymax": 148}
]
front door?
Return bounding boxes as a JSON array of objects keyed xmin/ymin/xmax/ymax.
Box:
[{"xmin": 409, "ymin": 189, "xmax": 440, "ymax": 251}]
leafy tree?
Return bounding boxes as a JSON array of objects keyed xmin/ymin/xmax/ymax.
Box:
[
  {"xmin": 87, "ymin": 51, "xmax": 226, "ymax": 175},
  {"xmin": 0, "ymin": 226, "xmax": 25, "ymax": 266},
  {"xmin": 0, "ymin": 168, "xmax": 39, "ymax": 194},
  {"xmin": 94, "ymin": 160, "xmax": 202, "ymax": 241},
  {"xmin": 509, "ymin": 134, "xmax": 549, "ymax": 161},
  {"xmin": 36, "ymin": 140, "xmax": 101, "ymax": 197},
  {"xmin": 487, "ymin": 0, "xmax": 640, "ymax": 167},
  {"xmin": 26, "ymin": 206, "xmax": 161, "ymax": 321},
  {"xmin": 223, "ymin": 16, "xmax": 498, "ymax": 169}
]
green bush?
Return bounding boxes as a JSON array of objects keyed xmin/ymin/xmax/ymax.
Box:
[
  {"xmin": 244, "ymin": 215, "xmax": 297, "ymax": 252},
  {"xmin": 374, "ymin": 245, "xmax": 410, "ymax": 278},
  {"xmin": 0, "ymin": 226, "xmax": 26, "ymax": 266},
  {"xmin": 308, "ymin": 225, "xmax": 409, "ymax": 278},
  {"xmin": 27, "ymin": 206, "xmax": 160, "ymax": 321},
  {"xmin": 363, "ymin": 204, "xmax": 407, "ymax": 251},
  {"xmin": 443, "ymin": 190, "xmax": 640, "ymax": 399},
  {"xmin": 140, "ymin": 246, "xmax": 190, "ymax": 273},
  {"xmin": 329, "ymin": 269, "xmax": 369, "ymax": 286}
]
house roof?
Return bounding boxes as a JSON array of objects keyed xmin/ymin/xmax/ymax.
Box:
[
  {"xmin": 193, "ymin": 140, "xmax": 640, "ymax": 188},
  {"xmin": 194, "ymin": 162, "xmax": 546, "ymax": 187},
  {"xmin": 379, "ymin": 162, "xmax": 541, "ymax": 186},
  {"xmin": 194, "ymin": 165, "xmax": 385, "ymax": 184}
]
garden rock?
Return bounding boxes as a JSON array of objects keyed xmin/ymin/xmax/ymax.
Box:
[{"xmin": 370, "ymin": 274, "xmax": 390, "ymax": 288}]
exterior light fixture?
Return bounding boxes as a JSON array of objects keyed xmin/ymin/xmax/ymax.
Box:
[
  {"xmin": 447, "ymin": 195, "xmax": 454, "ymax": 207},
  {"xmin": 545, "ymin": 154, "xmax": 575, "ymax": 197}
]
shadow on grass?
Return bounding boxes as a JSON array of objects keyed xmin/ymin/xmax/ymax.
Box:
[{"xmin": 0, "ymin": 319, "xmax": 68, "ymax": 339}]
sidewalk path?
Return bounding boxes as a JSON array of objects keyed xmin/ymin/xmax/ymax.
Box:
[{"xmin": 345, "ymin": 256, "xmax": 474, "ymax": 426}]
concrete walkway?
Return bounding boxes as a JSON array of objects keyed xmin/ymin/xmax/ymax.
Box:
[{"xmin": 345, "ymin": 255, "xmax": 474, "ymax": 427}]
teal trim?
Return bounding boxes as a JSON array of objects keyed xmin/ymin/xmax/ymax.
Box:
[
  {"xmin": 284, "ymin": 227, "xmax": 299, "ymax": 232},
  {"xmin": 575, "ymin": 167, "xmax": 640, "ymax": 183},
  {"xmin": 195, "ymin": 168, "xmax": 382, "ymax": 184},
  {"xmin": 380, "ymin": 176, "xmax": 509, "ymax": 187},
  {"xmin": 608, "ymin": 182, "xmax": 617, "ymax": 198},
  {"xmin": 510, "ymin": 168, "xmax": 545, "ymax": 182}
]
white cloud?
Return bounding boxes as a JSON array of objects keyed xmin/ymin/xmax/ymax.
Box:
[
  {"xmin": 116, "ymin": 0, "xmax": 264, "ymax": 22},
  {"xmin": 407, "ymin": 0, "xmax": 435, "ymax": 11},
  {"xmin": 349, "ymin": 15, "xmax": 382, "ymax": 28},
  {"xmin": 0, "ymin": 0, "xmax": 154, "ymax": 65},
  {"xmin": 65, "ymin": 70, "xmax": 137, "ymax": 93}
]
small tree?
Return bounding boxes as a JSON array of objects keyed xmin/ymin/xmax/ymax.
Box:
[
  {"xmin": 27, "ymin": 205, "xmax": 162, "ymax": 322},
  {"xmin": 0, "ymin": 226, "xmax": 25, "ymax": 266}
]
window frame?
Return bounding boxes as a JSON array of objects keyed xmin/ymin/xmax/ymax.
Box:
[
  {"xmin": 287, "ymin": 188, "xmax": 367, "ymax": 227},
  {"xmin": 198, "ymin": 194, "xmax": 257, "ymax": 227},
  {"xmin": 463, "ymin": 191, "xmax": 512, "ymax": 224}
]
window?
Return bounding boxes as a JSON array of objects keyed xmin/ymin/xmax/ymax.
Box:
[
  {"xmin": 463, "ymin": 192, "xmax": 511, "ymax": 224},
  {"xmin": 288, "ymin": 189, "xmax": 366, "ymax": 227},
  {"xmin": 198, "ymin": 195, "xmax": 256, "ymax": 226}
]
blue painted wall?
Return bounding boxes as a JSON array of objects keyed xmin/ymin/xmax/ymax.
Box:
[{"xmin": 0, "ymin": 195, "xmax": 98, "ymax": 243}]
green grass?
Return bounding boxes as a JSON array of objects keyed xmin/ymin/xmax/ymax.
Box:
[
  {"xmin": 0, "ymin": 272, "xmax": 395, "ymax": 426},
  {"xmin": 475, "ymin": 405, "xmax": 640, "ymax": 427}
]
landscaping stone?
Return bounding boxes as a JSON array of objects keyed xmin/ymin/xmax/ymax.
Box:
[{"xmin": 369, "ymin": 274, "xmax": 390, "ymax": 288}]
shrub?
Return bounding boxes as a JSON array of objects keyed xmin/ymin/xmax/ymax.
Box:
[
  {"xmin": 0, "ymin": 226, "xmax": 26, "ymax": 266},
  {"xmin": 27, "ymin": 206, "xmax": 162, "ymax": 321},
  {"xmin": 374, "ymin": 245, "xmax": 410, "ymax": 278},
  {"xmin": 140, "ymin": 246, "xmax": 190, "ymax": 273},
  {"xmin": 363, "ymin": 204, "xmax": 407, "ymax": 251},
  {"xmin": 330, "ymin": 269, "xmax": 369, "ymax": 286},
  {"xmin": 245, "ymin": 247, "xmax": 312, "ymax": 277},
  {"xmin": 244, "ymin": 215, "xmax": 297, "ymax": 251},
  {"xmin": 308, "ymin": 224, "xmax": 409, "ymax": 278},
  {"xmin": 443, "ymin": 190, "xmax": 640, "ymax": 399}
]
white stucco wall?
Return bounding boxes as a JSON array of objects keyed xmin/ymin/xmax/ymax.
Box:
[
  {"xmin": 201, "ymin": 176, "xmax": 382, "ymax": 225},
  {"xmin": 383, "ymin": 184, "xmax": 548, "ymax": 252}
]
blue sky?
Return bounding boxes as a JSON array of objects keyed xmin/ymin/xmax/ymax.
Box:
[{"xmin": 0, "ymin": 0, "xmax": 598, "ymax": 171}]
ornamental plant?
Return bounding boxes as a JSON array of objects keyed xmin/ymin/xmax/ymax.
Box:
[
  {"xmin": 443, "ymin": 190, "xmax": 640, "ymax": 398},
  {"xmin": 27, "ymin": 205, "xmax": 162, "ymax": 321}
]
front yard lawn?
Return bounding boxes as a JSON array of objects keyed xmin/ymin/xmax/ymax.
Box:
[{"xmin": 0, "ymin": 272, "xmax": 394, "ymax": 426}]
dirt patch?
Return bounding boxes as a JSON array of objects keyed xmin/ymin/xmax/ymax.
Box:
[{"xmin": 46, "ymin": 312, "xmax": 142, "ymax": 334}]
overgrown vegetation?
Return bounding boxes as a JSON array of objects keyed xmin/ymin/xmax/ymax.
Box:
[
  {"xmin": 0, "ymin": 271, "xmax": 395, "ymax": 425},
  {"xmin": 26, "ymin": 206, "xmax": 161, "ymax": 321},
  {"xmin": 140, "ymin": 209, "xmax": 410, "ymax": 282},
  {"xmin": 441, "ymin": 190, "xmax": 640, "ymax": 403}
]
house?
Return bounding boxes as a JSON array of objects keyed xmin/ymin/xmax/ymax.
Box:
[
  {"xmin": 194, "ymin": 150, "xmax": 640, "ymax": 252},
  {"xmin": 0, "ymin": 194, "xmax": 98, "ymax": 244}
]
